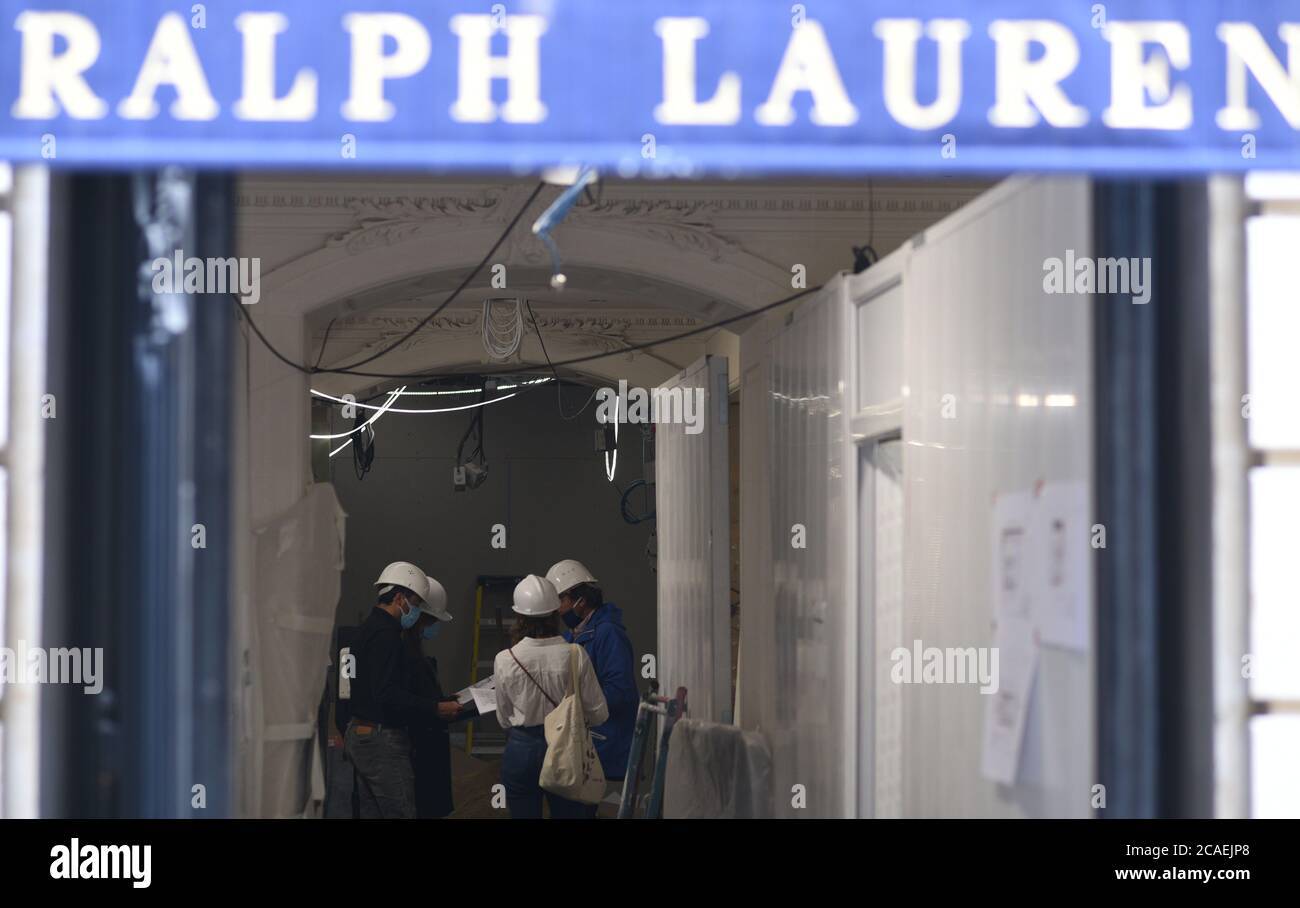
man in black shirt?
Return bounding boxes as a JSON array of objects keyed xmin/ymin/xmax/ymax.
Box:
[{"xmin": 344, "ymin": 561, "xmax": 454, "ymax": 818}]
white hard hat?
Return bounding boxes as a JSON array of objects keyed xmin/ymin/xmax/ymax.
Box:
[
  {"xmin": 545, "ymin": 559, "xmax": 598, "ymax": 597},
  {"xmin": 375, "ymin": 562, "xmax": 453, "ymax": 622},
  {"xmin": 418, "ymin": 576, "xmax": 452, "ymax": 622},
  {"xmin": 513, "ymin": 574, "xmax": 560, "ymax": 616}
]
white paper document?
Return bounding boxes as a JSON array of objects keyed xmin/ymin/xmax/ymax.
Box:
[
  {"xmin": 981, "ymin": 490, "xmax": 1040, "ymax": 786},
  {"xmin": 455, "ymin": 675, "xmax": 494, "ymax": 707},
  {"xmin": 469, "ymin": 686, "xmax": 497, "ymax": 715},
  {"xmin": 1034, "ymin": 481, "xmax": 1091, "ymax": 652}
]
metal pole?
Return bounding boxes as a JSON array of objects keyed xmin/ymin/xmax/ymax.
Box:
[
  {"xmin": 1207, "ymin": 175, "xmax": 1251, "ymax": 819},
  {"xmin": 1, "ymin": 165, "xmax": 50, "ymax": 819}
]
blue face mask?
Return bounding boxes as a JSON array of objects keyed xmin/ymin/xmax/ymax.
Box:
[
  {"xmin": 422, "ymin": 622, "xmax": 441, "ymax": 641},
  {"xmin": 400, "ymin": 600, "xmax": 422, "ymax": 630},
  {"xmin": 561, "ymin": 609, "xmax": 581, "ymax": 629}
]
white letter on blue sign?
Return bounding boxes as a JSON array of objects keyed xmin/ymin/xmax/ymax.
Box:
[
  {"xmin": 118, "ymin": 13, "xmax": 219, "ymax": 120},
  {"xmin": 448, "ymin": 14, "xmax": 548, "ymax": 124},
  {"xmin": 874, "ymin": 19, "xmax": 970, "ymax": 130},
  {"xmin": 653, "ymin": 18, "xmax": 741, "ymax": 126},
  {"xmin": 342, "ymin": 13, "xmax": 432, "ymax": 122},
  {"xmin": 234, "ymin": 13, "xmax": 318, "ymax": 121},
  {"xmin": 755, "ymin": 20, "xmax": 859, "ymax": 127},
  {"xmin": 987, "ymin": 20, "xmax": 1088, "ymax": 128},
  {"xmin": 1216, "ymin": 24, "xmax": 1300, "ymax": 130},
  {"xmin": 11, "ymin": 12, "xmax": 108, "ymax": 120},
  {"xmin": 1102, "ymin": 22, "xmax": 1192, "ymax": 131}
]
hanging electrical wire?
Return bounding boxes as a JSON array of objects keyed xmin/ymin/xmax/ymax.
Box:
[
  {"xmin": 453, "ymin": 383, "xmax": 490, "ymax": 490},
  {"xmin": 232, "ymin": 181, "xmax": 547, "ymax": 377},
  {"xmin": 481, "ymin": 296, "xmax": 524, "ymax": 360},
  {"xmin": 310, "ymin": 386, "xmax": 406, "ymax": 440},
  {"xmin": 228, "ymin": 175, "xmax": 825, "ymax": 383},
  {"xmin": 525, "ymin": 300, "xmax": 600, "ymax": 421},
  {"xmin": 310, "ymin": 387, "xmax": 520, "ymax": 415},
  {"xmin": 352, "ymin": 414, "xmax": 376, "ymax": 480}
]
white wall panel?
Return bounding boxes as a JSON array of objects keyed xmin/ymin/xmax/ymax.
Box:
[
  {"xmin": 739, "ymin": 178, "xmax": 1093, "ymax": 818},
  {"xmin": 656, "ymin": 356, "xmax": 731, "ymax": 722},
  {"xmin": 739, "ymin": 286, "xmax": 854, "ymax": 817},
  {"xmin": 900, "ymin": 177, "xmax": 1093, "ymax": 817}
]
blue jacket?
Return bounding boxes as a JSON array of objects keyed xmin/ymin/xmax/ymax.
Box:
[{"xmin": 564, "ymin": 603, "xmax": 638, "ymax": 780}]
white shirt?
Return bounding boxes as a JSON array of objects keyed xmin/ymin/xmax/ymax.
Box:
[{"xmin": 494, "ymin": 636, "xmax": 609, "ymax": 730}]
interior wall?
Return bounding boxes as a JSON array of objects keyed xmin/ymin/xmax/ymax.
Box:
[
  {"xmin": 654, "ymin": 356, "xmax": 731, "ymax": 722},
  {"xmin": 329, "ymin": 385, "xmax": 658, "ymax": 701},
  {"xmin": 739, "ymin": 286, "xmax": 855, "ymax": 818},
  {"xmin": 739, "ymin": 177, "xmax": 1095, "ymax": 818},
  {"xmin": 901, "ymin": 178, "xmax": 1093, "ymax": 817}
]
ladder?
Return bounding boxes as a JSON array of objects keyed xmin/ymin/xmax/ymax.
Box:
[{"xmin": 464, "ymin": 574, "xmax": 521, "ymax": 756}]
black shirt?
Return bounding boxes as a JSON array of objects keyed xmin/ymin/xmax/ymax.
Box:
[{"xmin": 349, "ymin": 606, "xmax": 440, "ymax": 727}]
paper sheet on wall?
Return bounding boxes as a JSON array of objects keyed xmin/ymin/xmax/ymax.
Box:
[
  {"xmin": 981, "ymin": 490, "xmax": 1040, "ymax": 786},
  {"xmin": 1034, "ymin": 481, "xmax": 1090, "ymax": 652}
]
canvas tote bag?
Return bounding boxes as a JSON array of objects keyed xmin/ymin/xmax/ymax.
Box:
[{"xmin": 538, "ymin": 645, "xmax": 606, "ymax": 804}]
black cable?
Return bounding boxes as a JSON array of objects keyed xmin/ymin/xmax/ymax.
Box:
[
  {"xmin": 352, "ymin": 416, "xmax": 375, "ymax": 480},
  {"xmin": 324, "ymin": 182, "xmax": 547, "ymax": 373},
  {"xmin": 229, "ymin": 181, "xmax": 823, "ymax": 382},
  {"xmin": 230, "ymin": 181, "xmax": 547, "ymax": 376},
  {"xmin": 312, "ymin": 283, "xmax": 824, "ymax": 381},
  {"xmin": 313, "ymin": 315, "xmax": 340, "ymax": 370},
  {"xmin": 619, "ymin": 479, "xmax": 655, "ymax": 524},
  {"xmin": 525, "ymin": 300, "xmax": 601, "ymax": 420}
]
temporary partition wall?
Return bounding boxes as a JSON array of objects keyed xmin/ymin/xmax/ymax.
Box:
[
  {"xmin": 741, "ymin": 177, "xmax": 1095, "ymax": 818},
  {"xmin": 846, "ymin": 250, "xmax": 908, "ymax": 820},
  {"xmin": 739, "ymin": 284, "xmax": 856, "ymax": 817},
  {"xmin": 655, "ymin": 356, "xmax": 731, "ymax": 723},
  {"xmin": 243, "ymin": 483, "xmax": 346, "ymax": 818},
  {"xmin": 900, "ymin": 178, "xmax": 1093, "ymax": 817}
]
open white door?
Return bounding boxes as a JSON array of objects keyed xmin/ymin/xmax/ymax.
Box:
[{"xmin": 655, "ymin": 355, "xmax": 731, "ymax": 722}]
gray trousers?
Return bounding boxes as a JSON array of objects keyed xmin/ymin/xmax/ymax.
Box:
[{"xmin": 344, "ymin": 722, "xmax": 416, "ymax": 819}]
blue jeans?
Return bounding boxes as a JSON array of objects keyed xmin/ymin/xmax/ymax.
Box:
[{"xmin": 500, "ymin": 726, "xmax": 594, "ymax": 819}]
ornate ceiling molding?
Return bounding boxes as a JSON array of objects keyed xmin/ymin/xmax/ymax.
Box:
[
  {"xmin": 325, "ymin": 192, "xmax": 505, "ymax": 254},
  {"xmin": 319, "ymin": 309, "xmax": 704, "ymax": 365},
  {"xmin": 565, "ymin": 197, "xmax": 742, "ymax": 262}
]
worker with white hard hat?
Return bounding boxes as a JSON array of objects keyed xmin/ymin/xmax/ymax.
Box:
[
  {"xmin": 546, "ymin": 558, "xmax": 638, "ymax": 803},
  {"xmin": 492, "ymin": 574, "xmax": 608, "ymax": 818},
  {"xmin": 342, "ymin": 560, "xmax": 457, "ymax": 818},
  {"xmin": 396, "ymin": 571, "xmax": 470, "ymax": 818}
]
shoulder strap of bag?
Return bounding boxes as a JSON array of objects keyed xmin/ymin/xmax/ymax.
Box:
[
  {"xmin": 509, "ymin": 646, "xmax": 558, "ymax": 708},
  {"xmin": 569, "ymin": 645, "xmax": 581, "ymax": 698}
]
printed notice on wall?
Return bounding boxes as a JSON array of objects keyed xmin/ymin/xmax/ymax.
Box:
[
  {"xmin": 1034, "ymin": 481, "xmax": 1091, "ymax": 653},
  {"xmin": 981, "ymin": 490, "xmax": 1040, "ymax": 786}
]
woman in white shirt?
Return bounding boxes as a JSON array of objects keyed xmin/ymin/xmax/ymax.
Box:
[{"xmin": 494, "ymin": 574, "xmax": 609, "ymax": 818}]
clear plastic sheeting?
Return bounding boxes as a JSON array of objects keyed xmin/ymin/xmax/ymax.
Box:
[
  {"xmin": 244, "ymin": 483, "xmax": 346, "ymax": 818},
  {"xmin": 655, "ymin": 356, "xmax": 731, "ymax": 723},
  {"xmin": 739, "ymin": 287, "xmax": 853, "ymax": 817},
  {"xmin": 663, "ymin": 718, "xmax": 773, "ymax": 818}
]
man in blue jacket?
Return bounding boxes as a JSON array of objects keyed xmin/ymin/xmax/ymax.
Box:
[{"xmin": 547, "ymin": 559, "xmax": 638, "ymax": 808}]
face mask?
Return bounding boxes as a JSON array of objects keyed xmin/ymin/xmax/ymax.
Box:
[
  {"xmin": 422, "ymin": 622, "xmax": 441, "ymax": 641},
  {"xmin": 400, "ymin": 599, "xmax": 422, "ymax": 630},
  {"xmin": 561, "ymin": 609, "xmax": 581, "ymax": 629}
]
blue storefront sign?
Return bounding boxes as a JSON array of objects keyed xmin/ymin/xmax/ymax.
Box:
[{"xmin": 0, "ymin": 0, "xmax": 1296, "ymax": 174}]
